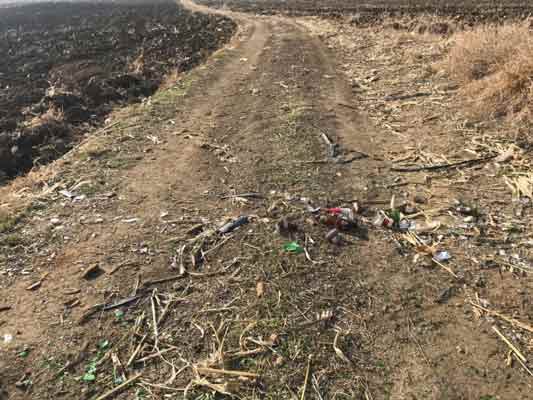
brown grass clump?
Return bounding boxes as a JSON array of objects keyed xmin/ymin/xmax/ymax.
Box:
[
  {"xmin": 26, "ymin": 105, "xmax": 65, "ymax": 129},
  {"xmin": 442, "ymin": 22, "xmax": 533, "ymax": 121}
]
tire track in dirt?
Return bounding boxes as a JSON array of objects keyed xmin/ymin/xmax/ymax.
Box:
[
  {"xmin": 1, "ymin": 1, "xmax": 397, "ymax": 397},
  {"xmin": 0, "ymin": 2, "xmax": 269, "ymax": 363}
]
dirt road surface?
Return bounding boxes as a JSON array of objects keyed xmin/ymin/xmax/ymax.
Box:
[{"xmin": 1, "ymin": 1, "xmax": 532, "ymax": 399}]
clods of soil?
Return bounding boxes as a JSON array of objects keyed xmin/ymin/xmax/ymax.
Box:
[{"xmin": 0, "ymin": 0, "xmax": 236, "ymax": 181}]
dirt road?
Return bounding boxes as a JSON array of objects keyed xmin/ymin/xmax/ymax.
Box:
[{"xmin": 1, "ymin": 1, "xmax": 531, "ymax": 399}]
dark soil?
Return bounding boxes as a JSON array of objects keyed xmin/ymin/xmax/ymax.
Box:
[
  {"xmin": 198, "ymin": 0, "xmax": 533, "ymax": 21},
  {"xmin": 0, "ymin": 0, "xmax": 235, "ymax": 181}
]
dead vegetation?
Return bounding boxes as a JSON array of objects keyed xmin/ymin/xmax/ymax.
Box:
[{"xmin": 441, "ymin": 21, "xmax": 533, "ymax": 121}]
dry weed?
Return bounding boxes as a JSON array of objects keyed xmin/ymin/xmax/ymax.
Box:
[{"xmin": 441, "ymin": 21, "xmax": 533, "ymax": 121}]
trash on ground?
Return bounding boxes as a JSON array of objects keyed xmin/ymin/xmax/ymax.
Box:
[
  {"xmin": 399, "ymin": 219, "xmax": 413, "ymax": 231},
  {"xmin": 325, "ymin": 228, "xmax": 341, "ymax": 245},
  {"xmin": 59, "ymin": 189, "xmax": 75, "ymax": 199},
  {"xmin": 284, "ymin": 241, "xmax": 304, "ymax": 254},
  {"xmin": 434, "ymin": 250, "xmax": 452, "ymax": 262},
  {"xmin": 321, "ymin": 207, "xmax": 357, "ymax": 230},
  {"xmin": 373, "ymin": 211, "xmax": 394, "ymax": 228},
  {"xmin": 218, "ymin": 216, "xmax": 249, "ymax": 234}
]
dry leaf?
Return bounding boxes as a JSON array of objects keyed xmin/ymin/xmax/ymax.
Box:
[{"xmin": 256, "ymin": 281, "xmax": 265, "ymax": 297}]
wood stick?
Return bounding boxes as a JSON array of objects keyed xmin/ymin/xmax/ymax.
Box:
[
  {"xmin": 513, "ymin": 353, "xmax": 533, "ymax": 377},
  {"xmin": 151, "ymin": 295, "xmax": 159, "ymax": 348},
  {"xmin": 135, "ymin": 348, "xmax": 176, "ymax": 363},
  {"xmin": 431, "ymin": 258, "xmax": 458, "ymax": 279},
  {"xmin": 127, "ymin": 335, "xmax": 147, "ymax": 367},
  {"xmin": 301, "ymin": 355, "xmax": 312, "ymax": 400},
  {"xmin": 492, "ymin": 326, "xmax": 527, "ymax": 363},
  {"xmin": 196, "ymin": 306, "xmax": 237, "ymax": 314},
  {"xmin": 78, "ymin": 303, "xmax": 104, "ymax": 324},
  {"xmin": 337, "ymin": 102, "xmax": 357, "ymax": 110},
  {"xmin": 226, "ymin": 348, "xmax": 266, "ymax": 360},
  {"xmin": 94, "ymin": 373, "xmax": 141, "ymax": 400},
  {"xmin": 139, "ymin": 380, "xmax": 186, "ymax": 392},
  {"xmin": 196, "ymin": 367, "xmax": 259, "ymax": 378},
  {"xmin": 102, "ymin": 295, "xmax": 141, "ymax": 311},
  {"xmin": 471, "ymin": 302, "xmax": 533, "ymax": 334},
  {"xmin": 391, "ymin": 155, "xmax": 496, "ymax": 173},
  {"xmin": 26, "ymin": 271, "xmax": 50, "ymax": 291},
  {"xmin": 142, "ymin": 274, "xmax": 186, "ymax": 287},
  {"xmin": 221, "ymin": 192, "xmax": 263, "ymax": 199},
  {"xmin": 384, "ymin": 91, "xmax": 432, "ymax": 101},
  {"xmin": 109, "ymin": 260, "xmax": 138, "ymax": 275}
]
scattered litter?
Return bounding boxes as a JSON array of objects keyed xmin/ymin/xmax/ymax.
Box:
[
  {"xmin": 18, "ymin": 347, "xmax": 30, "ymax": 358},
  {"xmin": 321, "ymin": 207, "xmax": 357, "ymax": 230},
  {"xmin": 59, "ymin": 189, "xmax": 75, "ymax": 199},
  {"xmin": 3, "ymin": 333, "xmax": 13, "ymax": 344},
  {"xmin": 373, "ymin": 211, "xmax": 394, "ymax": 228},
  {"xmin": 399, "ymin": 219, "xmax": 413, "ymax": 231},
  {"xmin": 325, "ymin": 228, "xmax": 341, "ymax": 245},
  {"xmin": 218, "ymin": 216, "xmax": 249, "ymax": 234},
  {"xmin": 283, "ymin": 241, "xmax": 304, "ymax": 254},
  {"xmin": 434, "ymin": 251, "xmax": 451, "ymax": 262},
  {"xmin": 121, "ymin": 218, "xmax": 140, "ymax": 224}
]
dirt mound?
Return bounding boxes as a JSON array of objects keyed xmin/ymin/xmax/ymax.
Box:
[{"xmin": 0, "ymin": 0, "xmax": 236, "ymax": 182}]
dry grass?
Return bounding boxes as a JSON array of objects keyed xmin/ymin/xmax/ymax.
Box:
[{"xmin": 441, "ymin": 21, "xmax": 533, "ymax": 121}]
